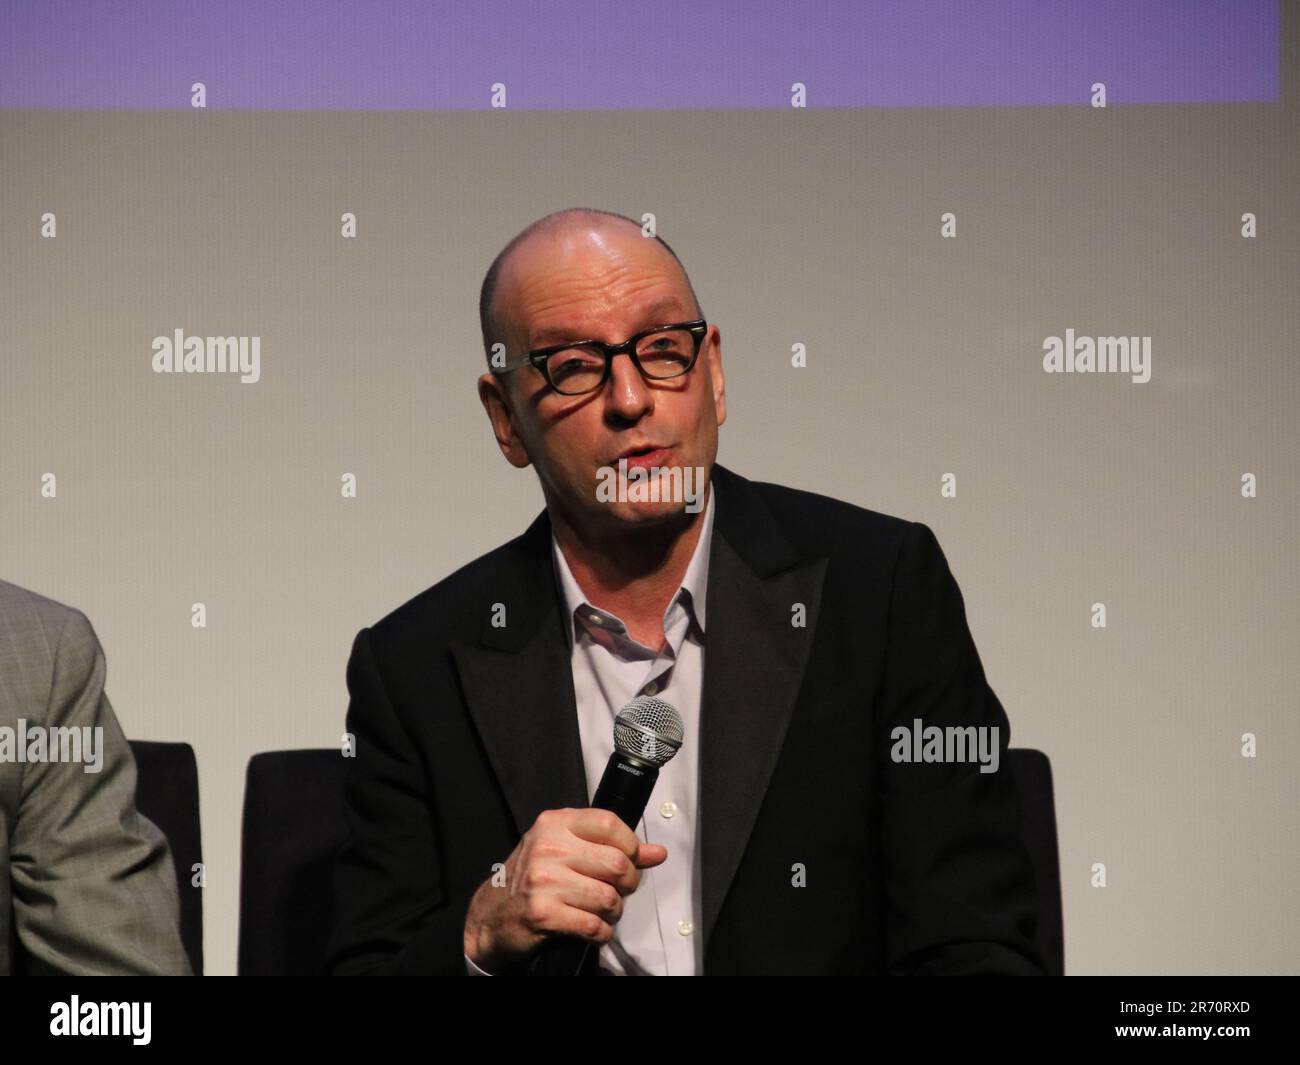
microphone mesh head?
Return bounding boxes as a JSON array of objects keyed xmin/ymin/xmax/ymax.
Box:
[{"xmin": 613, "ymin": 695, "xmax": 684, "ymax": 768}]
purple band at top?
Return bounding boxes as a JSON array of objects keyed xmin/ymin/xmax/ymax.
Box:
[{"xmin": 0, "ymin": 0, "xmax": 1279, "ymax": 110}]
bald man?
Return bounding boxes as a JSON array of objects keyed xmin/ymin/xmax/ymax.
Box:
[{"xmin": 326, "ymin": 208, "xmax": 1045, "ymax": 976}]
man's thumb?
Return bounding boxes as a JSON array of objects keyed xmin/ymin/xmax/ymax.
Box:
[{"xmin": 635, "ymin": 843, "xmax": 669, "ymax": 867}]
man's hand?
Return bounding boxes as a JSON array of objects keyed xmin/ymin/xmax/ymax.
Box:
[{"xmin": 462, "ymin": 808, "xmax": 667, "ymax": 973}]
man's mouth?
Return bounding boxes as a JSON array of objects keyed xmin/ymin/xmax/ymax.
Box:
[{"xmin": 613, "ymin": 445, "xmax": 673, "ymax": 469}]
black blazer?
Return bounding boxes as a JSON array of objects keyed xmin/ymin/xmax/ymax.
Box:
[{"xmin": 326, "ymin": 463, "xmax": 1045, "ymax": 975}]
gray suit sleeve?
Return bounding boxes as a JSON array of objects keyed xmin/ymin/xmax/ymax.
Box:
[{"xmin": 8, "ymin": 607, "xmax": 192, "ymax": 975}]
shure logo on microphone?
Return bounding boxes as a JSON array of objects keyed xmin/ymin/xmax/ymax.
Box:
[
  {"xmin": 50, "ymin": 997, "xmax": 151, "ymax": 1045},
  {"xmin": 151, "ymin": 328, "xmax": 261, "ymax": 383}
]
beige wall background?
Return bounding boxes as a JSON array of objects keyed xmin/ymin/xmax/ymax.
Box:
[{"xmin": 2, "ymin": 33, "xmax": 1298, "ymax": 975}]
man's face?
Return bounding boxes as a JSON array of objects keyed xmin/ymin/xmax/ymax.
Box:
[{"xmin": 478, "ymin": 224, "xmax": 726, "ymax": 536}]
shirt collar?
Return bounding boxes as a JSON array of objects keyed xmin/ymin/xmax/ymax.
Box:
[{"xmin": 551, "ymin": 482, "xmax": 715, "ymax": 648}]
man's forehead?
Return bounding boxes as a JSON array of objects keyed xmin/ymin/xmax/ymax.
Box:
[{"xmin": 528, "ymin": 294, "xmax": 692, "ymax": 347}]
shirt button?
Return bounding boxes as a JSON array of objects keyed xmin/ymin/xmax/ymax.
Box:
[
  {"xmin": 642, "ymin": 681, "xmax": 658, "ymax": 696},
  {"xmin": 659, "ymin": 800, "xmax": 677, "ymax": 819},
  {"xmin": 588, "ymin": 613, "xmax": 602, "ymax": 625},
  {"xmin": 677, "ymin": 920, "xmax": 694, "ymax": 937}
]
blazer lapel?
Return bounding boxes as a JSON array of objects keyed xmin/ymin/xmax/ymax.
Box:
[
  {"xmin": 700, "ymin": 464, "xmax": 828, "ymax": 954},
  {"xmin": 449, "ymin": 511, "xmax": 590, "ymax": 837}
]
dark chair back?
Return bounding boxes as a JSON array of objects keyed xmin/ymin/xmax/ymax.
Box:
[
  {"xmin": 1007, "ymin": 748, "xmax": 1064, "ymax": 975},
  {"xmin": 234, "ymin": 746, "xmax": 1063, "ymax": 976},
  {"xmin": 238, "ymin": 749, "xmax": 346, "ymax": 975},
  {"xmin": 129, "ymin": 739, "xmax": 204, "ymax": 975}
]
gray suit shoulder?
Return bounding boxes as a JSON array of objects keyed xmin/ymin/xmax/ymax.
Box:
[
  {"xmin": 0, "ymin": 580, "xmax": 103, "ymax": 724},
  {"xmin": 0, "ymin": 577, "xmax": 87, "ymax": 635}
]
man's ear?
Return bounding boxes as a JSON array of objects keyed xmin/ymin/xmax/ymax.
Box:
[
  {"xmin": 478, "ymin": 372, "xmax": 532, "ymax": 468},
  {"xmin": 706, "ymin": 325, "xmax": 726, "ymax": 428}
]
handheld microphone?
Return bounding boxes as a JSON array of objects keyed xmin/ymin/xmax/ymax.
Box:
[{"xmin": 532, "ymin": 694, "xmax": 684, "ymax": 976}]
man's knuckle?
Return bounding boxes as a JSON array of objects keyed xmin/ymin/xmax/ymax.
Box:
[
  {"xmin": 524, "ymin": 898, "xmax": 554, "ymax": 928},
  {"xmin": 532, "ymin": 839, "xmax": 563, "ymax": 861}
]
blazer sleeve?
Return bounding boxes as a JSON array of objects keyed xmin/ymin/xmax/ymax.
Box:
[
  {"xmin": 8, "ymin": 609, "xmax": 191, "ymax": 976},
  {"xmin": 327, "ymin": 627, "xmax": 472, "ymax": 975},
  {"xmin": 875, "ymin": 522, "xmax": 1046, "ymax": 975}
]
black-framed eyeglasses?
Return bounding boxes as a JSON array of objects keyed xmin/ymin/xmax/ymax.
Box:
[{"xmin": 495, "ymin": 319, "xmax": 708, "ymax": 396}]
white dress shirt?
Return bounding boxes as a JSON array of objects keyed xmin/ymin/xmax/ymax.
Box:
[{"xmin": 466, "ymin": 486, "xmax": 714, "ymax": 975}]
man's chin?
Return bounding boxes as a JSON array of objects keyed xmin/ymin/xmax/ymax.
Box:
[{"xmin": 599, "ymin": 499, "xmax": 691, "ymax": 526}]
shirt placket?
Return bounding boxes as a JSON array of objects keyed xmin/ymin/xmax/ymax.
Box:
[{"xmin": 580, "ymin": 594, "xmax": 695, "ymax": 975}]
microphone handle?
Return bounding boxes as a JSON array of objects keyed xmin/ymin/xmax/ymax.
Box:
[
  {"xmin": 537, "ymin": 753, "xmax": 661, "ymax": 975},
  {"xmin": 592, "ymin": 750, "xmax": 661, "ymax": 828}
]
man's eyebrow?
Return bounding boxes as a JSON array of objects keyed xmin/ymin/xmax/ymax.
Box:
[{"xmin": 529, "ymin": 298, "xmax": 687, "ymax": 347}]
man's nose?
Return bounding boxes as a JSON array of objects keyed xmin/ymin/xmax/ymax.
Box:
[{"xmin": 604, "ymin": 352, "xmax": 654, "ymax": 419}]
